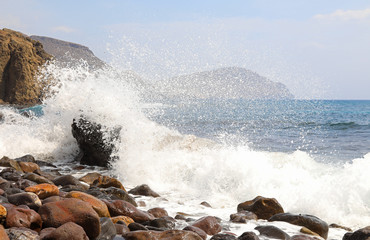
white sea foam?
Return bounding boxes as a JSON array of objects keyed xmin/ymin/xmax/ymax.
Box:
[{"xmin": 0, "ymin": 64, "xmax": 369, "ymax": 236}]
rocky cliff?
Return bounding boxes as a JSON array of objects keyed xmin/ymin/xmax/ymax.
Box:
[
  {"xmin": 159, "ymin": 67, "xmax": 294, "ymax": 99},
  {"xmin": 30, "ymin": 35, "xmax": 105, "ymax": 69},
  {"xmin": 0, "ymin": 28, "xmax": 52, "ymax": 105}
]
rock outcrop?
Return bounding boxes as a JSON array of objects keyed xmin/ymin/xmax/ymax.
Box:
[
  {"xmin": 0, "ymin": 28, "xmax": 51, "ymax": 105},
  {"xmin": 71, "ymin": 116, "xmax": 121, "ymax": 167}
]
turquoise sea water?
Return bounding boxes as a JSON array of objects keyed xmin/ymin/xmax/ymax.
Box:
[{"xmin": 149, "ymin": 99, "xmax": 370, "ymax": 163}]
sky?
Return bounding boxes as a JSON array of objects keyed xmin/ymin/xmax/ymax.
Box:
[{"xmin": 1, "ymin": 0, "xmax": 370, "ymax": 99}]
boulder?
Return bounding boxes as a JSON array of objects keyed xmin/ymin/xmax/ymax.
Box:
[
  {"xmin": 148, "ymin": 207, "xmax": 169, "ymax": 218},
  {"xmin": 128, "ymin": 184, "xmax": 160, "ymax": 198},
  {"xmin": 0, "ymin": 28, "xmax": 52, "ymax": 104},
  {"xmin": 291, "ymin": 235, "xmax": 320, "ymax": 240},
  {"xmin": 128, "ymin": 222, "xmax": 149, "ymax": 231},
  {"xmin": 65, "ymin": 191, "xmax": 110, "ymax": 217},
  {"xmin": 269, "ymin": 213, "xmax": 329, "ymax": 239},
  {"xmin": 255, "ymin": 225, "xmax": 290, "ymax": 240},
  {"xmin": 1, "ymin": 168, "xmax": 23, "ymax": 181},
  {"xmin": 330, "ymin": 223, "xmax": 352, "ymax": 232},
  {"xmin": 122, "ymin": 230, "xmax": 203, "ymax": 240},
  {"xmin": 40, "ymin": 222, "xmax": 89, "ymax": 240},
  {"xmin": 23, "ymin": 172, "xmax": 54, "ymax": 185},
  {"xmin": 300, "ymin": 227, "xmax": 321, "ymax": 237},
  {"xmin": 200, "ymin": 201, "xmax": 212, "ymax": 208},
  {"xmin": 39, "ymin": 227, "xmax": 56, "ymax": 239},
  {"xmin": 230, "ymin": 211, "xmax": 258, "ymax": 223},
  {"xmin": 211, "ymin": 233, "xmax": 237, "ymax": 240},
  {"xmin": 343, "ymin": 226, "xmax": 370, "ymax": 240},
  {"xmin": 15, "ymin": 155, "xmax": 36, "ymax": 163},
  {"xmin": 38, "ymin": 198, "xmax": 100, "ymax": 239},
  {"xmin": 191, "ymin": 216, "xmax": 222, "ymax": 235},
  {"xmin": 71, "ymin": 117, "xmax": 121, "ymax": 167},
  {"xmin": 79, "ymin": 172, "xmax": 102, "ymax": 185},
  {"xmin": 111, "ymin": 215, "xmax": 135, "ymax": 226},
  {"xmin": 100, "ymin": 187, "xmax": 136, "ymax": 206},
  {"xmin": 145, "ymin": 217, "xmax": 176, "ymax": 230},
  {"xmin": 18, "ymin": 162, "xmax": 40, "ymax": 173},
  {"xmin": 6, "ymin": 227, "xmax": 39, "ymax": 240},
  {"xmin": 104, "ymin": 199, "xmax": 154, "ymax": 223},
  {"xmin": 237, "ymin": 232, "xmax": 260, "ymax": 240},
  {"xmin": 0, "ymin": 157, "xmax": 23, "ymax": 172},
  {"xmin": 98, "ymin": 217, "xmax": 117, "ymax": 240},
  {"xmin": 237, "ymin": 196, "xmax": 284, "ymax": 220},
  {"xmin": 6, "ymin": 206, "xmax": 42, "ymax": 232},
  {"xmin": 14, "ymin": 179, "xmax": 37, "ymax": 190},
  {"xmin": 25, "ymin": 183, "xmax": 59, "ymax": 199},
  {"xmin": 7, "ymin": 192, "xmax": 42, "ymax": 210},
  {"xmin": 42, "ymin": 196, "xmax": 63, "ymax": 204},
  {"xmin": 183, "ymin": 226, "xmax": 207, "ymax": 240},
  {"xmin": 92, "ymin": 176, "xmax": 126, "ymax": 191},
  {"xmin": 115, "ymin": 222, "xmax": 130, "ymax": 234},
  {"xmin": 53, "ymin": 175, "xmax": 88, "ymax": 190},
  {"xmin": 0, "ymin": 204, "xmax": 7, "ymax": 224},
  {"xmin": 0, "ymin": 225, "xmax": 9, "ymax": 240}
]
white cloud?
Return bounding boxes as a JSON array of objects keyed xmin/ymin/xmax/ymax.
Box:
[
  {"xmin": 313, "ymin": 8, "xmax": 370, "ymax": 21},
  {"xmin": 52, "ymin": 25, "xmax": 76, "ymax": 33}
]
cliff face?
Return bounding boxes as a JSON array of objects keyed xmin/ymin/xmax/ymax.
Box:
[
  {"xmin": 159, "ymin": 67, "xmax": 294, "ymax": 99},
  {"xmin": 30, "ymin": 35, "xmax": 105, "ymax": 69},
  {"xmin": 0, "ymin": 29, "xmax": 52, "ymax": 105}
]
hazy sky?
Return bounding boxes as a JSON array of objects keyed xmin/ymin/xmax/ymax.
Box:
[{"xmin": 1, "ymin": 0, "xmax": 370, "ymax": 99}]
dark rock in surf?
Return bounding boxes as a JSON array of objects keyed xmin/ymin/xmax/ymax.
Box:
[
  {"xmin": 53, "ymin": 174, "xmax": 88, "ymax": 190},
  {"xmin": 200, "ymin": 201, "xmax": 212, "ymax": 208},
  {"xmin": 211, "ymin": 233, "xmax": 237, "ymax": 240},
  {"xmin": 147, "ymin": 207, "xmax": 169, "ymax": 218},
  {"xmin": 128, "ymin": 184, "xmax": 160, "ymax": 198},
  {"xmin": 183, "ymin": 226, "xmax": 207, "ymax": 240},
  {"xmin": 255, "ymin": 225, "xmax": 290, "ymax": 240},
  {"xmin": 191, "ymin": 216, "xmax": 222, "ymax": 235},
  {"xmin": 230, "ymin": 211, "xmax": 258, "ymax": 223},
  {"xmin": 291, "ymin": 235, "xmax": 319, "ymax": 240},
  {"xmin": 330, "ymin": 223, "xmax": 352, "ymax": 232},
  {"xmin": 71, "ymin": 117, "xmax": 121, "ymax": 167},
  {"xmin": 269, "ymin": 213, "xmax": 328, "ymax": 239},
  {"xmin": 144, "ymin": 216, "xmax": 176, "ymax": 230},
  {"xmin": 237, "ymin": 196, "xmax": 284, "ymax": 220},
  {"xmin": 15, "ymin": 155, "xmax": 36, "ymax": 163},
  {"xmin": 104, "ymin": 199, "xmax": 154, "ymax": 223},
  {"xmin": 237, "ymin": 232, "xmax": 260, "ymax": 240},
  {"xmin": 343, "ymin": 226, "xmax": 370, "ymax": 240}
]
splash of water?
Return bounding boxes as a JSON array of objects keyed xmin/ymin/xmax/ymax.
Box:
[{"xmin": 0, "ymin": 63, "xmax": 369, "ymax": 228}]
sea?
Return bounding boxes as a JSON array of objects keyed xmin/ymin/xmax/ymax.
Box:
[{"xmin": 0, "ymin": 64, "xmax": 369, "ymax": 239}]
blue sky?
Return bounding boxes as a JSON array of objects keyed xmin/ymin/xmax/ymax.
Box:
[{"xmin": 1, "ymin": 0, "xmax": 370, "ymax": 99}]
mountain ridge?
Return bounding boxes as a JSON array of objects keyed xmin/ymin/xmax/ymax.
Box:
[{"xmin": 158, "ymin": 67, "xmax": 294, "ymax": 99}]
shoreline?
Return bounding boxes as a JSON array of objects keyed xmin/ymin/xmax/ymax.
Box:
[{"xmin": 0, "ymin": 154, "xmax": 367, "ymax": 240}]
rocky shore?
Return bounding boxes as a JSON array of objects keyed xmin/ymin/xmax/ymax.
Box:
[{"xmin": 0, "ymin": 153, "xmax": 368, "ymax": 240}]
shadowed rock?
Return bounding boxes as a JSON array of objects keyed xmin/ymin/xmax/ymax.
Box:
[
  {"xmin": 71, "ymin": 117, "xmax": 121, "ymax": 167},
  {"xmin": 237, "ymin": 196, "xmax": 284, "ymax": 220},
  {"xmin": 269, "ymin": 213, "xmax": 329, "ymax": 239}
]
